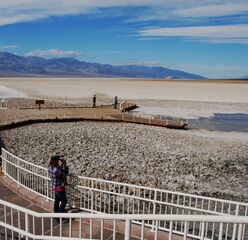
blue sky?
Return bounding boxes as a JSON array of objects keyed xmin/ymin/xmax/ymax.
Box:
[{"xmin": 0, "ymin": 0, "xmax": 248, "ymax": 78}]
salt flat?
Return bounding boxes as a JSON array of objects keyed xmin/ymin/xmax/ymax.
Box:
[
  {"xmin": 0, "ymin": 78, "xmax": 248, "ymax": 120},
  {"xmin": 0, "ymin": 85, "xmax": 25, "ymax": 98},
  {"xmin": 0, "ymin": 78, "xmax": 248, "ymax": 103}
]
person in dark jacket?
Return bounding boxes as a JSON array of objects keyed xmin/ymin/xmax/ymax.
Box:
[
  {"xmin": 92, "ymin": 94, "xmax": 96, "ymax": 108},
  {"xmin": 114, "ymin": 96, "xmax": 118, "ymax": 109},
  {"xmin": 48, "ymin": 155, "xmax": 69, "ymax": 223}
]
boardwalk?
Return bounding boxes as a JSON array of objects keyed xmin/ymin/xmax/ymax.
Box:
[
  {"xmin": 0, "ymin": 100, "xmax": 187, "ymax": 130},
  {"xmin": 0, "ymin": 176, "xmax": 179, "ymax": 240}
]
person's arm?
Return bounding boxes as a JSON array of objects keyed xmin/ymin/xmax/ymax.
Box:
[
  {"xmin": 63, "ymin": 165, "xmax": 69, "ymax": 175},
  {"xmin": 60, "ymin": 160, "xmax": 69, "ymax": 175}
]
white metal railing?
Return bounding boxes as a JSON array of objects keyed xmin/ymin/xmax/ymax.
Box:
[
  {"xmin": 1, "ymin": 148, "xmax": 248, "ymax": 239},
  {"xmin": 0, "ymin": 198, "xmax": 248, "ymax": 240},
  {"xmin": 1, "ymin": 148, "xmax": 53, "ymax": 199}
]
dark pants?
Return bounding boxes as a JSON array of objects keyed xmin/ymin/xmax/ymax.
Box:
[{"xmin": 54, "ymin": 190, "xmax": 67, "ymax": 213}]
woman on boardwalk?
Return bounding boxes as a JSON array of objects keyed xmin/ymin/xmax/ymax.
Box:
[{"xmin": 48, "ymin": 155, "xmax": 69, "ymax": 223}]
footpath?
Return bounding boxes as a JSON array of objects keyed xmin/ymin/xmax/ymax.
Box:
[{"xmin": 0, "ymin": 176, "xmax": 141, "ymax": 239}]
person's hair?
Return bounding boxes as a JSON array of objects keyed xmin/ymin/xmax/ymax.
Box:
[{"xmin": 49, "ymin": 155, "xmax": 60, "ymax": 167}]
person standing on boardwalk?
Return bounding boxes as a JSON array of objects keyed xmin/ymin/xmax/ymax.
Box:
[
  {"xmin": 48, "ymin": 155, "xmax": 69, "ymax": 223},
  {"xmin": 92, "ymin": 94, "xmax": 96, "ymax": 108},
  {"xmin": 114, "ymin": 96, "xmax": 118, "ymax": 109}
]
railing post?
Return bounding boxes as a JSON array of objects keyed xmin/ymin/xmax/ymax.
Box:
[
  {"xmin": 91, "ymin": 180, "xmax": 94, "ymax": 213},
  {"xmin": 232, "ymin": 205, "xmax": 240, "ymax": 240},
  {"xmin": 237, "ymin": 223, "xmax": 243, "ymax": 240},
  {"xmin": 151, "ymin": 190, "xmax": 158, "ymax": 232},
  {"xmin": 183, "ymin": 221, "xmax": 189, "ymax": 240},
  {"xmin": 72, "ymin": 175, "xmax": 76, "ymax": 208},
  {"xmin": 200, "ymin": 222, "xmax": 205, "ymax": 240},
  {"xmin": 46, "ymin": 171, "xmax": 50, "ymax": 202},
  {"xmin": 218, "ymin": 223, "xmax": 223, "ymax": 240},
  {"xmin": 25, "ymin": 212, "xmax": 29, "ymax": 240},
  {"xmin": 1, "ymin": 149, "xmax": 6, "ymax": 174},
  {"xmin": 169, "ymin": 221, "xmax": 173, "ymax": 240},
  {"xmin": 124, "ymin": 219, "xmax": 131, "ymax": 240},
  {"xmin": 17, "ymin": 158, "xmax": 20, "ymax": 187}
]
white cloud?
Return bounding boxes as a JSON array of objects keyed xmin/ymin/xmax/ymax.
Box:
[
  {"xmin": 25, "ymin": 49, "xmax": 82, "ymax": 58},
  {"xmin": 188, "ymin": 38, "xmax": 248, "ymax": 45},
  {"xmin": 1, "ymin": 1, "xmax": 248, "ymax": 26},
  {"xmin": 139, "ymin": 24, "xmax": 248, "ymax": 44},
  {"xmin": 125, "ymin": 1, "xmax": 248, "ymax": 22},
  {"xmin": 138, "ymin": 37, "xmax": 162, "ymax": 41},
  {"xmin": 0, "ymin": 44, "xmax": 18, "ymax": 49},
  {"xmin": 127, "ymin": 60, "xmax": 163, "ymax": 67},
  {"xmin": 0, "ymin": 0, "xmax": 166, "ymax": 26},
  {"xmin": 1, "ymin": 1, "xmax": 248, "ymax": 47},
  {"xmin": 172, "ymin": 2, "xmax": 248, "ymax": 18}
]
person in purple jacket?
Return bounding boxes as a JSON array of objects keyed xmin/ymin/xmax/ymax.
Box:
[{"xmin": 48, "ymin": 155, "xmax": 69, "ymax": 223}]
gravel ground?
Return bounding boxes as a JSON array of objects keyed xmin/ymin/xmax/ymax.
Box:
[{"xmin": 1, "ymin": 121, "xmax": 248, "ymax": 202}]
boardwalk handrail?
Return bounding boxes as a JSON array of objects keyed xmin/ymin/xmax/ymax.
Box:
[
  {"xmin": 1, "ymin": 147, "xmax": 248, "ymax": 239},
  {"xmin": 0, "ymin": 110, "xmax": 187, "ymax": 129},
  {"xmin": 0, "ymin": 198, "xmax": 248, "ymax": 240}
]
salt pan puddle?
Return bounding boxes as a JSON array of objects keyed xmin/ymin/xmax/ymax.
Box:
[
  {"xmin": 188, "ymin": 113, "xmax": 248, "ymax": 132},
  {"xmin": 0, "ymin": 86, "xmax": 25, "ymax": 98},
  {"xmin": 135, "ymin": 107, "xmax": 248, "ymax": 132}
]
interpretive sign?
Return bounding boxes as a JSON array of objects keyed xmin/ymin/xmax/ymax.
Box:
[{"xmin": 35, "ymin": 100, "xmax": 45, "ymax": 110}]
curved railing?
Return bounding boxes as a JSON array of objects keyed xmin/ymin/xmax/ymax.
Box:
[
  {"xmin": 1, "ymin": 148, "xmax": 248, "ymax": 239},
  {"xmin": 0, "ymin": 198, "xmax": 248, "ymax": 240},
  {"xmin": 1, "ymin": 198, "xmax": 247, "ymax": 240}
]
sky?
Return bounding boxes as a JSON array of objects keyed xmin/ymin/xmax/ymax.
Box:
[{"xmin": 0, "ymin": 0, "xmax": 248, "ymax": 78}]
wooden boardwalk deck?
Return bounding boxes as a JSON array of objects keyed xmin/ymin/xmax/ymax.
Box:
[{"xmin": 0, "ymin": 101, "xmax": 187, "ymax": 130}]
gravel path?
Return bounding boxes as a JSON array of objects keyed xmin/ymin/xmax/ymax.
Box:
[{"xmin": 1, "ymin": 121, "xmax": 248, "ymax": 202}]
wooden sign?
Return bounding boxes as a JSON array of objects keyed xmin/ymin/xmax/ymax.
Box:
[{"xmin": 35, "ymin": 100, "xmax": 45, "ymax": 110}]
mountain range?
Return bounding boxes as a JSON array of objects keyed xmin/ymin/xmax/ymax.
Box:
[{"xmin": 0, "ymin": 52, "xmax": 205, "ymax": 79}]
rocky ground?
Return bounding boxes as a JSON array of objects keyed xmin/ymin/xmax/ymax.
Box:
[{"xmin": 1, "ymin": 121, "xmax": 248, "ymax": 202}]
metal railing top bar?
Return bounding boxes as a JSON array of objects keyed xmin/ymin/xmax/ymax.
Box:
[
  {"xmin": 0, "ymin": 199, "xmax": 248, "ymax": 224},
  {"xmin": 2, "ymin": 148, "xmax": 47, "ymax": 171},
  {"xmin": 0, "ymin": 222, "xmax": 86, "ymax": 240},
  {"xmin": 75, "ymin": 184, "xmax": 233, "ymax": 216},
  {"xmin": 77, "ymin": 176, "xmax": 248, "ymax": 207},
  {"xmin": 3, "ymin": 158, "xmax": 49, "ymax": 180}
]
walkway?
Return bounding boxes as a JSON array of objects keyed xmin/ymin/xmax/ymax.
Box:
[
  {"xmin": 0, "ymin": 176, "xmax": 169, "ymax": 240},
  {"xmin": 0, "ymin": 105, "xmax": 187, "ymax": 130}
]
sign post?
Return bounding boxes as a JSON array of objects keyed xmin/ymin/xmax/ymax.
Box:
[{"xmin": 35, "ymin": 100, "xmax": 45, "ymax": 110}]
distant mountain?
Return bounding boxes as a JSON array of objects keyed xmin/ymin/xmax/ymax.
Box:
[{"xmin": 0, "ymin": 52, "xmax": 205, "ymax": 79}]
